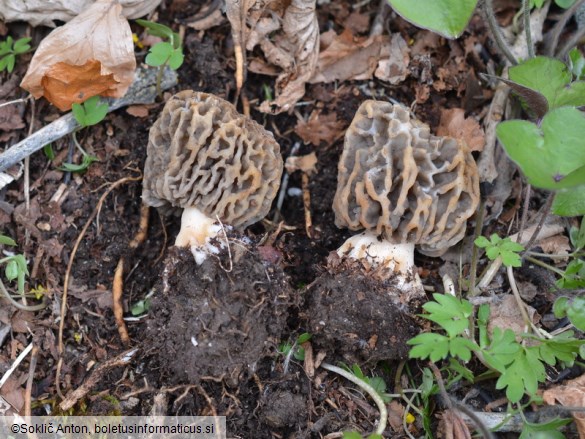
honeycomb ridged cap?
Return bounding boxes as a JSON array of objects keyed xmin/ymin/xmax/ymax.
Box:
[{"xmin": 143, "ymin": 90, "xmax": 283, "ymax": 229}]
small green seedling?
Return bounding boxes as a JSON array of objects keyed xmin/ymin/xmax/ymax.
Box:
[
  {"xmin": 340, "ymin": 363, "xmax": 390, "ymax": 402},
  {"xmin": 60, "ymin": 96, "xmax": 107, "ymax": 172},
  {"xmin": 72, "ymin": 96, "xmax": 109, "ymax": 128},
  {"xmin": 474, "ymin": 234, "xmax": 524, "ymax": 268},
  {"xmin": 342, "ymin": 432, "xmax": 382, "ymax": 439},
  {"xmin": 553, "ymin": 296, "xmax": 585, "ymax": 332},
  {"xmin": 278, "ymin": 332, "xmax": 312, "ymax": 361},
  {"xmin": 0, "ymin": 36, "xmax": 31, "ymax": 73},
  {"xmin": 136, "ymin": 19, "xmax": 184, "ymax": 97}
]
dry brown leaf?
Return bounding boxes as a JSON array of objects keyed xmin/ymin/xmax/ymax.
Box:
[
  {"xmin": 487, "ymin": 295, "xmax": 538, "ymax": 337},
  {"xmin": 543, "ymin": 374, "xmax": 585, "ymax": 438},
  {"xmin": 226, "ymin": 0, "xmax": 319, "ymax": 114},
  {"xmin": 295, "ymin": 111, "xmax": 345, "ymax": 146},
  {"xmin": 20, "ymin": 0, "xmax": 135, "ymax": 111},
  {"xmin": 0, "ymin": 103, "xmax": 25, "ymax": 131},
  {"xmin": 310, "ymin": 30, "xmax": 409, "ymax": 85},
  {"xmin": 539, "ymin": 235, "xmax": 571, "ymax": 257},
  {"xmin": 126, "ymin": 105, "xmax": 150, "ymax": 118},
  {"xmin": 387, "ymin": 401, "xmax": 405, "ymax": 432},
  {"xmin": 437, "ymin": 108, "xmax": 485, "ymax": 152},
  {"xmin": 0, "ymin": 0, "xmax": 161, "ymax": 27},
  {"xmin": 285, "ymin": 152, "xmax": 318, "ymax": 175}
]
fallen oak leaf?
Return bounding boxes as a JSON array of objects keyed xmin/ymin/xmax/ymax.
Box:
[{"xmin": 20, "ymin": 0, "xmax": 135, "ymax": 111}]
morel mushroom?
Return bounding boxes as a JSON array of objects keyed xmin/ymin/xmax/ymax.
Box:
[
  {"xmin": 142, "ymin": 90, "xmax": 283, "ymax": 262},
  {"xmin": 333, "ymin": 100, "xmax": 480, "ymax": 293}
]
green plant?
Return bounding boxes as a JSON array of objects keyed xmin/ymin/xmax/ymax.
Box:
[
  {"xmin": 339, "ymin": 363, "xmax": 390, "ymax": 402},
  {"xmin": 0, "ymin": 36, "xmax": 31, "ymax": 73},
  {"xmin": 474, "ymin": 234, "xmax": 525, "ymax": 268},
  {"xmin": 278, "ymin": 332, "xmax": 312, "ymax": 361},
  {"xmin": 0, "ymin": 234, "xmax": 45, "ymax": 311},
  {"xmin": 61, "ymin": 96, "xmax": 107, "ymax": 173},
  {"xmin": 136, "ymin": 19, "xmax": 184, "ymax": 98},
  {"xmin": 342, "ymin": 432, "xmax": 382, "ymax": 439},
  {"xmin": 408, "ymin": 293, "xmax": 585, "ymax": 403}
]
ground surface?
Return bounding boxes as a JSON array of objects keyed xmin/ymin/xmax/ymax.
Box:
[{"xmin": 0, "ymin": 0, "xmax": 583, "ymax": 438}]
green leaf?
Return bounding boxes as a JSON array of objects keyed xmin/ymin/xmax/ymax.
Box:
[
  {"xmin": 135, "ymin": 19, "xmax": 175, "ymax": 40},
  {"xmin": 43, "ymin": 143, "xmax": 55, "ymax": 161},
  {"xmin": 408, "ymin": 332, "xmax": 450, "ymax": 361},
  {"xmin": 509, "ymin": 56, "xmax": 585, "ymax": 110},
  {"xmin": 72, "ymin": 96, "xmax": 108, "ymax": 127},
  {"xmin": 59, "ymin": 154, "xmax": 99, "ymax": 173},
  {"xmin": 552, "ymin": 186, "xmax": 585, "ymax": 217},
  {"xmin": 555, "ymin": 259, "xmax": 585, "ymax": 289},
  {"xmin": 567, "ymin": 296, "xmax": 585, "ymax": 331},
  {"xmin": 367, "ymin": 376, "xmax": 387, "ymax": 396},
  {"xmin": 297, "ymin": 332, "xmax": 312, "ymax": 344},
  {"xmin": 569, "ymin": 48, "xmax": 585, "ymax": 79},
  {"xmin": 495, "ymin": 347, "xmax": 545, "ymax": 403},
  {"xmin": 497, "ymin": 107, "xmax": 585, "ymax": 190},
  {"xmin": 474, "ymin": 236, "xmax": 490, "ymax": 248},
  {"xmin": 519, "ymin": 417, "xmax": 572, "ymax": 439},
  {"xmin": 387, "ymin": 0, "xmax": 478, "ymax": 38},
  {"xmin": 553, "ymin": 297, "xmax": 569, "ymax": 318},
  {"xmin": 555, "ymin": 0, "xmax": 577, "ymax": 8},
  {"xmin": 483, "ymin": 328, "xmax": 520, "ymax": 372},
  {"xmin": 421, "ymin": 293, "xmax": 472, "ymax": 337},
  {"xmin": 12, "ymin": 37, "xmax": 31, "ymax": 54},
  {"xmin": 130, "ymin": 299, "xmax": 150, "ymax": 316},
  {"xmin": 5, "ymin": 259, "xmax": 18, "ymax": 281},
  {"xmin": 342, "ymin": 433, "xmax": 364, "ymax": 439},
  {"xmin": 168, "ymin": 48, "xmax": 184, "ymax": 70},
  {"xmin": 145, "ymin": 42, "xmax": 173, "ymax": 67},
  {"xmin": 500, "ymin": 250, "xmax": 522, "ymax": 268},
  {"xmin": 0, "ymin": 235, "xmax": 16, "ymax": 246}
]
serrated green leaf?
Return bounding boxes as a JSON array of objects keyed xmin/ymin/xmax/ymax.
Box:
[
  {"xmin": 495, "ymin": 347, "xmax": 545, "ymax": 403},
  {"xmin": 448, "ymin": 336, "xmax": 476, "ymax": 362},
  {"xmin": 474, "ymin": 236, "xmax": 490, "ymax": 248},
  {"xmin": 5, "ymin": 54, "xmax": 15, "ymax": 73},
  {"xmin": 501, "ymin": 250, "xmax": 522, "ymax": 268},
  {"xmin": 12, "ymin": 37, "xmax": 31, "ymax": 54},
  {"xmin": 342, "ymin": 432, "xmax": 363, "ymax": 439},
  {"xmin": 485, "ymin": 246, "xmax": 500, "ymax": 260},
  {"xmin": 408, "ymin": 332, "xmax": 450, "ymax": 361},
  {"xmin": 448, "ymin": 358, "xmax": 475, "ymax": 382},
  {"xmin": 497, "ymin": 107, "xmax": 585, "ymax": 190},
  {"xmin": 387, "ymin": 0, "xmax": 478, "ymax": 38},
  {"xmin": 483, "ymin": 328, "xmax": 520, "ymax": 371},
  {"xmin": 5, "ymin": 259, "xmax": 18, "ymax": 281},
  {"xmin": 556, "ymin": 259, "xmax": 585, "ymax": 289},
  {"xmin": 553, "ymin": 186, "xmax": 585, "ymax": 217},
  {"xmin": 0, "ymin": 235, "xmax": 16, "ymax": 246},
  {"xmin": 367, "ymin": 376, "xmax": 387, "ymax": 396},
  {"xmin": 500, "ymin": 240, "xmax": 525, "ymax": 252}
]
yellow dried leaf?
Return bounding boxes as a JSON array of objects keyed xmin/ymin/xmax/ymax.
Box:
[{"xmin": 20, "ymin": 0, "xmax": 135, "ymax": 111}]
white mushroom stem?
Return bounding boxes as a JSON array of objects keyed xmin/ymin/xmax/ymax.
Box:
[
  {"xmin": 337, "ymin": 230, "xmax": 423, "ymax": 293},
  {"xmin": 175, "ymin": 207, "xmax": 224, "ymax": 264}
]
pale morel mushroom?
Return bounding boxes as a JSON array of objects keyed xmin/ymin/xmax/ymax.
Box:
[
  {"xmin": 142, "ymin": 90, "xmax": 283, "ymax": 262},
  {"xmin": 333, "ymin": 100, "xmax": 480, "ymax": 295},
  {"xmin": 307, "ymin": 100, "xmax": 480, "ymax": 361}
]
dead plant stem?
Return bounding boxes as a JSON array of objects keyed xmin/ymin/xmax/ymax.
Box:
[
  {"xmin": 522, "ymin": 192, "xmax": 555, "ymax": 256},
  {"xmin": 482, "ymin": 0, "xmax": 518, "ymax": 65},
  {"xmin": 523, "ymin": 0, "xmax": 534, "ymax": 58},
  {"xmin": 546, "ymin": 0, "xmax": 585, "ymax": 56},
  {"xmin": 55, "ymin": 175, "xmax": 141, "ymax": 398}
]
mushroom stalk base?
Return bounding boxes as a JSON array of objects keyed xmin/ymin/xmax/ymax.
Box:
[
  {"xmin": 175, "ymin": 207, "xmax": 224, "ymax": 264},
  {"xmin": 337, "ymin": 231, "xmax": 423, "ymax": 294}
]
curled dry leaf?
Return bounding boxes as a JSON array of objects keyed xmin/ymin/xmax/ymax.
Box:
[
  {"xmin": 20, "ymin": 0, "xmax": 135, "ymax": 111},
  {"xmin": 285, "ymin": 152, "xmax": 318, "ymax": 175},
  {"xmin": 309, "ymin": 29, "xmax": 409, "ymax": 85},
  {"xmin": 294, "ymin": 110, "xmax": 345, "ymax": 146},
  {"xmin": 226, "ymin": 0, "xmax": 320, "ymax": 114},
  {"xmin": 487, "ymin": 295, "xmax": 538, "ymax": 338},
  {"xmin": 437, "ymin": 108, "xmax": 485, "ymax": 152},
  {"xmin": 543, "ymin": 373, "xmax": 585, "ymax": 437},
  {"xmin": 0, "ymin": 0, "xmax": 161, "ymax": 27}
]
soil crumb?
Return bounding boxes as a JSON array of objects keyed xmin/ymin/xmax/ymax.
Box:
[
  {"xmin": 305, "ymin": 257, "xmax": 423, "ymax": 363},
  {"xmin": 144, "ymin": 239, "xmax": 299, "ymax": 384}
]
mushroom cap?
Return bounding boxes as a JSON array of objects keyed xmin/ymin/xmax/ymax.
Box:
[
  {"xmin": 142, "ymin": 90, "xmax": 283, "ymax": 229},
  {"xmin": 333, "ymin": 100, "xmax": 480, "ymax": 256}
]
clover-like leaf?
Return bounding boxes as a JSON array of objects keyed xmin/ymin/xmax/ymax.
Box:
[
  {"xmin": 387, "ymin": 0, "xmax": 478, "ymax": 38},
  {"xmin": 497, "ymin": 107, "xmax": 585, "ymax": 190},
  {"xmin": 509, "ymin": 56, "xmax": 585, "ymax": 111},
  {"xmin": 145, "ymin": 42, "xmax": 173, "ymax": 67},
  {"xmin": 72, "ymin": 96, "xmax": 108, "ymax": 127}
]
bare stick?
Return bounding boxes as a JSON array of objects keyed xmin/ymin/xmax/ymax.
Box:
[
  {"xmin": 482, "ymin": 0, "xmax": 518, "ymax": 65},
  {"xmin": 0, "ymin": 66, "xmax": 178, "ymax": 173}
]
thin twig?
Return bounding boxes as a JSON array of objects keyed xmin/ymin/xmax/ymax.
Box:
[
  {"xmin": 468, "ymin": 199, "xmax": 485, "ymax": 297},
  {"xmin": 523, "ymin": 0, "xmax": 535, "ymax": 58},
  {"xmin": 545, "ymin": 0, "xmax": 585, "ymax": 56},
  {"xmin": 24, "ymin": 345, "xmax": 39, "ymax": 417},
  {"xmin": 557, "ymin": 24, "xmax": 585, "ymax": 59},
  {"xmin": 482, "ymin": 0, "xmax": 518, "ymax": 65},
  {"xmin": 0, "ymin": 342, "xmax": 33, "ymax": 389},
  {"xmin": 522, "ymin": 192, "xmax": 555, "ymax": 255},
  {"xmin": 517, "ymin": 184, "xmax": 532, "ymax": 244},
  {"xmin": 55, "ymin": 175, "xmax": 141, "ymax": 398},
  {"xmin": 320, "ymin": 362, "xmax": 387, "ymax": 436},
  {"xmin": 507, "ymin": 265, "xmax": 550, "ymax": 338}
]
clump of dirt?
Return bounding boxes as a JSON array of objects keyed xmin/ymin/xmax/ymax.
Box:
[
  {"xmin": 143, "ymin": 239, "xmax": 300, "ymax": 384},
  {"xmin": 305, "ymin": 257, "xmax": 423, "ymax": 363}
]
